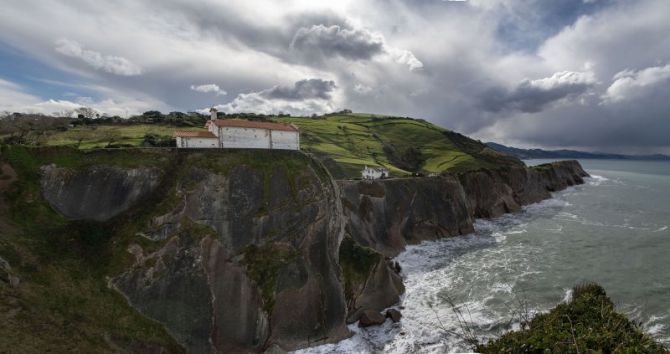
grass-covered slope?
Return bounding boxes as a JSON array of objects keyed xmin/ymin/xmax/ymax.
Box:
[
  {"xmin": 44, "ymin": 124, "xmax": 201, "ymax": 149},
  {"xmin": 277, "ymin": 114, "xmax": 521, "ymax": 178},
  {"xmin": 477, "ymin": 283, "xmax": 668, "ymax": 353}
]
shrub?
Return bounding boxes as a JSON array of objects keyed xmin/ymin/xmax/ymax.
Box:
[{"xmin": 476, "ymin": 283, "xmax": 668, "ymax": 353}]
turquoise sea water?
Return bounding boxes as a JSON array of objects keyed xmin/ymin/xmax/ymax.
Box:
[{"xmin": 298, "ymin": 159, "xmax": 670, "ymax": 353}]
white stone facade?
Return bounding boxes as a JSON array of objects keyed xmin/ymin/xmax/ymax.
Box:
[
  {"xmin": 176, "ymin": 118, "xmax": 300, "ymax": 150},
  {"xmin": 361, "ymin": 166, "xmax": 389, "ymax": 180},
  {"xmin": 175, "ymin": 136, "xmax": 218, "ymax": 148}
]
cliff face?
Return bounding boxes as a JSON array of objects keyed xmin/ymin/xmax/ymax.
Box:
[
  {"xmin": 109, "ymin": 156, "xmax": 350, "ymax": 353},
  {"xmin": 339, "ymin": 160, "xmax": 589, "ymax": 258},
  {"xmin": 336, "ymin": 160, "xmax": 588, "ymax": 324},
  {"xmin": 5, "ymin": 145, "xmax": 588, "ymax": 353},
  {"xmin": 14, "ymin": 149, "xmax": 349, "ymax": 353},
  {"xmin": 40, "ymin": 164, "xmax": 161, "ymax": 221}
]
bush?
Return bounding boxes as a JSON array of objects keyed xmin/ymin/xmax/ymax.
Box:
[
  {"xmin": 141, "ymin": 133, "xmax": 176, "ymax": 147},
  {"xmin": 476, "ymin": 283, "xmax": 668, "ymax": 353}
]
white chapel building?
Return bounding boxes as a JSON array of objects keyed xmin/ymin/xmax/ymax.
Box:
[{"xmin": 175, "ymin": 108, "xmax": 300, "ymax": 150}]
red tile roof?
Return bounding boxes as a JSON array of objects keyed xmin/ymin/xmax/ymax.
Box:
[
  {"xmin": 174, "ymin": 131, "xmax": 217, "ymax": 138},
  {"xmin": 206, "ymin": 119, "xmax": 298, "ymax": 132}
]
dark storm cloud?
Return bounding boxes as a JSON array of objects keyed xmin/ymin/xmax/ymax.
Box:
[
  {"xmin": 479, "ymin": 71, "xmax": 597, "ymax": 113},
  {"xmin": 290, "ymin": 25, "xmax": 385, "ymax": 61},
  {"xmin": 261, "ymin": 79, "xmax": 336, "ymax": 101}
]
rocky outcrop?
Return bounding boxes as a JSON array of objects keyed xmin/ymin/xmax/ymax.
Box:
[
  {"xmin": 40, "ymin": 164, "xmax": 161, "ymax": 221},
  {"xmin": 458, "ymin": 160, "xmax": 588, "ymax": 218},
  {"xmin": 339, "ymin": 176, "xmax": 474, "ymax": 258},
  {"xmin": 107, "ymin": 154, "xmax": 349, "ymax": 353},
  {"xmin": 339, "ymin": 160, "xmax": 589, "ymax": 258},
  {"xmin": 0, "ymin": 256, "xmax": 20, "ymax": 288}
]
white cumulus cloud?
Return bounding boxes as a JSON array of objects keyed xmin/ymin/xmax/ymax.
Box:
[
  {"xmin": 603, "ymin": 63, "xmax": 670, "ymax": 102},
  {"xmin": 55, "ymin": 38, "xmax": 142, "ymax": 76},
  {"xmin": 190, "ymin": 84, "xmax": 227, "ymax": 96},
  {"xmin": 214, "ymin": 78, "xmax": 339, "ymax": 116}
]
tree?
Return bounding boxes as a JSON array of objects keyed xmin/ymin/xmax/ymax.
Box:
[{"xmin": 75, "ymin": 107, "xmax": 97, "ymax": 119}]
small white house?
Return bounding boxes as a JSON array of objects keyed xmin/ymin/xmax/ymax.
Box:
[
  {"xmin": 175, "ymin": 111, "xmax": 300, "ymax": 150},
  {"xmin": 361, "ymin": 165, "xmax": 389, "ymax": 180},
  {"xmin": 174, "ymin": 130, "xmax": 219, "ymax": 148}
]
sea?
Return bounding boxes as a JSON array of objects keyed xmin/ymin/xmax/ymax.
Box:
[{"xmin": 296, "ymin": 159, "xmax": 670, "ymax": 353}]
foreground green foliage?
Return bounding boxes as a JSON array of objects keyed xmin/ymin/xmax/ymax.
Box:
[{"xmin": 477, "ymin": 283, "xmax": 668, "ymax": 354}]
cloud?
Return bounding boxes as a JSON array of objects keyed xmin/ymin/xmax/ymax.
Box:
[
  {"xmin": 290, "ymin": 24, "xmax": 423, "ymax": 71},
  {"xmin": 353, "ymin": 83, "xmax": 372, "ymax": 94},
  {"xmin": 388, "ymin": 48, "xmax": 424, "ymax": 71},
  {"xmin": 291, "ymin": 25, "xmax": 384, "ymax": 60},
  {"xmin": 0, "ymin": 78, "xmax": 164, "ymax": 116},
  {"xmin": 190, "ymin": 84, "xmax": 227, "ymax": 96},
  {"xmin": 603, "ymin": 63, "xmax": 670, "ymax": 102},
  {"xmin": 55, "ymin": 38, "xmax": 142, "ymax": 76},
  {"xmin": 215, "ymin": 78, "xmax": 338, "ymax": 115},
  {"xmin": 480, "ymin": 71, "xmax": 597, "ymax": 113},
  {"xmin": 261, "ymin": 78, "xmax": 336, "ymax": 100}
]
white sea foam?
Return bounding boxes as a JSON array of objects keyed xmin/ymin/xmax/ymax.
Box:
[
  {"xmin": 587, "ymin": 175, "xmax": 609, "ymax": 186},
  {"xmin": 654, "ymin": 226, "xmax": 669, "ymax": 232},
  {"xmin": 562, "ymin": 288, "xmax": 573, "ymax": 303}
]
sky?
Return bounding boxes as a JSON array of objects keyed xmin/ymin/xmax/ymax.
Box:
[{"xmin": 0, "ymin": 0, "xmax": 669, "ymax": 154}]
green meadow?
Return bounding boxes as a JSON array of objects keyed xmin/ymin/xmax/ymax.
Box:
[{"xmin": 40, "ymin": 113, "xmax": 519, "ymax": 177}]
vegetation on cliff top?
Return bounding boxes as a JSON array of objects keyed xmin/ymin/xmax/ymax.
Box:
[{"xmin": 476, "ymin": 283, "xmax": 668, "ymax": 353}]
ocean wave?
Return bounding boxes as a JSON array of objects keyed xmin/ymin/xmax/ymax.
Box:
[
  {"xmin": 587, "ymin": 175, "xmax": 609, "ymax": 186},
  {"xmin": 562, "ymin": 288, "xmax": 573, "ymax": 303}
]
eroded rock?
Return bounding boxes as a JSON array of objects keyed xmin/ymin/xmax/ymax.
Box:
[
  {"xmin": 40, "ymin": 164, "xmax": 161, "ymax": 221},
  {"xmin": 358, "ymin": 310, "xmax": 385, "ymax": 327},
  {"xmin": 386, "ymin": 309, "xmax": 402, "ymax": 323}
]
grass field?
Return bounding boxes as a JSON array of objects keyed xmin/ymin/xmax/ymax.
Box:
[
  {"xmin": 276, "ymin": 114, "xmax": 519, "ymax": 177},
  {"xmin": 40, "ymin": 113, "xmax": 520, "ymax": 177},
  {"xmin": 44, "ymin": 124, "xmax": 201, "ymax": 149}
]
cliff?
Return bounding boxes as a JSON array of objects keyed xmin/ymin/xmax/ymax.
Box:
[
  {"xmin": 340, "ymin": 160, "xmax": 588, "ymax": 257},
  {"xmin": 0, "ymin": 145, "xmax": 588, "ymax": 353},
  {"xmin": 1, "ymin": 147, "xmax": 349, "ymax": 353},
  {"xmin": 337, "ymin": 161, "xmax": 588, "ymax": 323}
]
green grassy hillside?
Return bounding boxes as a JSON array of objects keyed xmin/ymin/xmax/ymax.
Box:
[
  {"xmin": 282, "ymin": 114, "xmax": 522, "ymax": 177},
  {"xmin": 32, "ymin": 113, "xmax": 522, "ymax": 178},
  {"xmin": 43, "ymin": 124, "xmax": 201, "ymax": 149}
]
